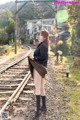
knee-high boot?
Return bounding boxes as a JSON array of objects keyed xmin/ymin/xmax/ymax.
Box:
[
  {"xmin": 41, "ymin": 96, "xmax": 47, "ymax": 112},
  {"xmin": 35, "ymin": 95, "xmax": 41, "ymax": 118}
]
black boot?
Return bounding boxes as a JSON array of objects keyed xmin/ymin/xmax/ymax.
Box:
[
  {"xmin": 41, "ymin": 96, "xmax": 47, "ymax": 113},
  {"xmin": 34, "ymin": 95, "xmax": 41, "ymax": 118}
]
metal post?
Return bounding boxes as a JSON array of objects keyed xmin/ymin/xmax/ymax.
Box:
[
  {"xmin": 55, "ymin": 4, "xmax": 58, "ymax": 62},
  {"xmin": 15, "ymin": 0, "xmax": 18, "ymax": 54},
  {"xmin": 55, "ymin": 4, "xmax": 58, "ymax": 51}
]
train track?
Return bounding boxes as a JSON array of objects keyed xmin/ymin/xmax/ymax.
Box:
[
  {"xmin": 0, "ymin": 45, "xmax": 34, "ymax": 119},
  {"xmin": 0, "ymin": 45, "xmax": 29, "ymax": 69}
]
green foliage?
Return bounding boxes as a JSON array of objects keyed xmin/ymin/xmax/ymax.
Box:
[
  {"xmin": 25, "ymin": 40, "xmax": 31, "ymax": 44},
  {"xmin": 58, "ymin": 56, "xmax": 80, "ymax": 120},
  {"xmin": 51, "ymin": 44, "xmax": 55, "ymax": 53},
  {"xmin": 0, "ymin": 8, "xmax": 13, "ymax": 28},
  {"xmin": 67, "ymin": 5, "xmax": 80, "ymax": 56},
  {"xmin": 0, "ymin": 8, "xmax": 15, "ymax": 44},
  {"xmin": 58, "ymin": 41, "xmax": 69, "ymax": 55},
  {"xmin": 0, "ymin": 28, "xmax": 8, "ymax": 44},
  {"xmin": 64, "ymin": 66, "xmax": 80, "ymax": 119},
  {"xmin": 6, "ymin": 18, "xmax": 15, "ymax": 34},
  {"xmin": 0, "ymin": 45, "xmax": 13, "ymax": 55}
]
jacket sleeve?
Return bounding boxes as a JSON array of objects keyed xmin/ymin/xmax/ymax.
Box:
[{"xmin": 34, "ymin": 44, "xmax": 47, "ymax": 61}]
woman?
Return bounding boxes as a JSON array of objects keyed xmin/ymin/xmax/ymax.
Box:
[{"xmin": 33, "ymin": 30, "xmax": 49, "ymax": 118}]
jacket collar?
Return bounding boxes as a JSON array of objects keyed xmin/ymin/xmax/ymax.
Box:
[{"xmin": 37, "ymin": 39, "xmax": 48, "ymax": 48}]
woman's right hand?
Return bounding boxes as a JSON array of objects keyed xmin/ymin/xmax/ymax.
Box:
[{"xmin": 28, "ymin": 55, "xmax": 34, "ymax": 60}]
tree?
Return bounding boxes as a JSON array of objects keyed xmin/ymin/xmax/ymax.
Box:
[
  {"xmin": 0, "ymin": 8, "xmax": 15, "ymax": 44},
  {"xmin": 67, "ymin": 5, "xmax": 80, "ymax": 56},
  {"xmin": 0, "ymin": 28, "xmax": 8, "ymax": 44}
]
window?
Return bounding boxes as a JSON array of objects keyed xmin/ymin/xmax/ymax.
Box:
[{"xmin": 27, "ymin": 30, "xmax": 29, "ymax": 35}]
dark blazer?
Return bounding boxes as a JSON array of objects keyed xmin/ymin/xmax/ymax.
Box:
[{"xmin": 34, "ymin": 40, "xmax": 48, "ymax": 67}]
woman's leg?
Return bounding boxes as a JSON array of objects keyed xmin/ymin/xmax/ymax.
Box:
[
  {"xmin": 34, "ymin": 69, "xmax": 42, "ymax": 95},
  {"xmin": 41, "ymin": 78, "xmax": 47, "ymax": 112},
  {"xmin": 33, "ymin": 69, "xmax": 42, "ymax": 117},
  {"xmin": 41, "ymin": 78, "xmax": 45, "ymax": 96}
]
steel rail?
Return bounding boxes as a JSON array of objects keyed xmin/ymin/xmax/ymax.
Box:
[
  {"xmin": 0, "ymin": 72, "xmax": 31, "ymax": 115},
  {"xmin": 0, "ymin": 46, "xmax": 31, "ymax": 74},
  {"xmin": 0, "ymin": 45, "xmax": 32, "ymax": 116}
]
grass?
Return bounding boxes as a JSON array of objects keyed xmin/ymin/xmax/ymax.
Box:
[
  {"xmin": 63, "ymin": 87, "xmax": 80, "ymax": 120},
  {"xmin": 71, "ymin": 69, "xmax": 80, "ymax": 84},
  {"xmin": 48, "ymin": 50, "xmax": 55, "ymax": 55},
  {"xmin": 0, "ymin": 45, "xmax": 21, "ymax": 56},
  {"xmin": 25, "ymin": 40, "xmax": 31, "ymax": 44},
  {"xmin": 61, "ymin": 56, "xmax": 80, "ymax": 120},
  {"xmin": 63, "ymin": 56, "xmax": 73, "ymax": 65},
  {"xmin": 49, "ymin": 50, "xmax": 80, "ymax": 119}
]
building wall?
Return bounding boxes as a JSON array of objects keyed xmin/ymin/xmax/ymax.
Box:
[{"xmin": 26, "ymin": 19, "xmax": 54, "ymax": 40}]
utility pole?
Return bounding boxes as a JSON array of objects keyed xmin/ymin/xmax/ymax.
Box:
[
  {"xmin": 54, "ymin": 4, "xmax": 58, "ymax": 62},
  {"xmin": 15, "ymin": 0, "xmax": 18, "ymax": 54},
  {"xmin": 55, "ymin": 4, "xmax": 58, "ymax": 50}
]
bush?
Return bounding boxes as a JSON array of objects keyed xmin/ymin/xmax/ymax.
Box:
[
  {"xmin": 51, "ymin": 41, "xmax": 69, "ymax": 56},
  {"xmin": 58, "ymin": 41, "xmax": 69, "ymax": 55},
  {"xmin": 0, "ymin": 28, "xmax": 8, "ymax": 44},
  {"xmin": 73, "ymin": 57, "xmax": 80, "ymax": 67},
  {"xmin": 25, "ymin": 40, "xmax": 30, "ymax": 44},
  {"xmin": 51, "ymin": 44, "xmax": 55, "ymax": 53},
  {"xmin": 30, "ymin": 39, "xmax": 33, "ymax": 44},
  {"xmin": 0, "ymin": 48, "xmax": 5, "ymax": 55}
]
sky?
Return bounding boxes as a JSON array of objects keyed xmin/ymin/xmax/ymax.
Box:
[{"xmin": 0, "ymin": 0, "xmax": 15, "ymax": 4}]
